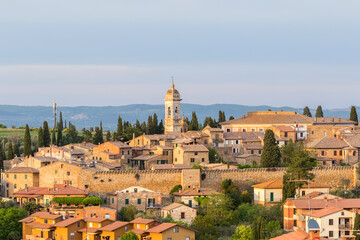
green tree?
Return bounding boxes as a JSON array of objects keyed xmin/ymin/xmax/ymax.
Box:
[
  {"xmin": 51, "ymin": 129, "xmax": 56, "ymax": 145},
  {"xmin": 106, "ymin": 131, "xmax": 111, "ymax": 142},
  {"xmin": 67, "ymin": 123, "xmax": 78, "ymax": 143},
  {"xmin": 146, "ymin": 115, "xmax": 154, "ymax": 134},
  {"xmin": 0, "ymin": 145, "xmax": 5, "ymax": 169},
  {"xmin": 152, "ymin": 113, "xmax": 159, "ymax": 134},
  {"xmin": 260, "ymin": 129, "xmax": 281, "ymax": 167},
  {"xmin": 208, "ymin": 146, "xmax": 220, "ymax": 163},
  {"xmin": 59, "ymin": 111, "xmax": 64, "ymax": 131},
  {"xmin": 135, "ymin": 120, "xmax": 141, "ymax": 131},
  {"xmin": 203, "ymin": 117, "xmax": 216, "ymax": 128},
  {"xmin": 252, "ymin": 216, "xmax": 266, "ymax": 240},
  {"xmin": 265, "ymin": 220, "xmax": 283, "ymax": 238},
  {"xmin": 116, "ymin": 116, "xmax": 123, "ymax": 140},
  {"xmin": 56, "ymin": 122, "xmax": 63, "ymax": 146},
  {"xmin": 43, "ymin": 121, "xmax": 51, "ymax": 147},
  {"xmin": 189, "ymin": 111, "xmax": 199, "ymax": 130},
  {"xmin": 303, "ymin": 106, "xmax": 312, "ymax": 117},
  {"xmin": 93, "ymin": 127, "xmax": 103, "ymax": 145},
  {"xmin": 37, "ymin": 127, "xmax": 44, "ymax": 148},
  {"xmin": 23, "ymin": 202, "xmax": 42, "ymax": 215},
  {"xmin": 350, "ymin": 106, "xmax": 359, "ymax": 124},
  {"xmin": 6, "ymin": 142, "xmax": 14, "ymax": 160},
  {"xmin": 118, "ymin": 205, "xmax": 138, "ymax": 221},
  {"xmin": 218, "ymin": 111, "xmax": 226, "ymax": 123},
  {"xmin": 83, "ymin": 130, "xmax": 93, "ymax": 142},
  {"xmin": 99, "ymin": 121, "xmax": 104, "ymax": 143},
  {"xmin": 354, "ymin": 213, "xmax": 360, "ymax": 240},
  {"xmin": 229, "ymin": 116, "xmax": 235, "ymax": 120},
  {"xmin": 232, "ymin": 225, "xmax": 252, "ymax": 240},
  {"xmin": 120, "ymin": 231, "xmax": 139, "ymax": 240},
  {"xmin": 23, "ymin": 124, "xmax": 32, "ymax": 157},
  {"xmin": 315, "ymin": 105, "xmax": 324, "ymax": 117},
  {"xmin": 13, "ymin": 143, "xmax": 20, "ymax": 157},
  {"xmin": 158, "ymin": 120, "xmax": 164, "ymax": 134},
  {"xmin": 0, "ymin": 207, "xmax": 28, "ymax": 240}
]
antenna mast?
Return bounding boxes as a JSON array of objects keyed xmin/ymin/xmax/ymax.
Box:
[{"xmin": 53, "ymin": 100, "xmax": 57, "ymax": 131}]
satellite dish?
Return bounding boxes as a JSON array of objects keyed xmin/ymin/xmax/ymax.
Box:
[{"xmin": 308, "ymin": 219, "xmax": 320, "ymax": 230}]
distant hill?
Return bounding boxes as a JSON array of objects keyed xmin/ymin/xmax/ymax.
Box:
[{"xmin": 0, "ymin": 104, "xmax": 355, "ymax": 130}]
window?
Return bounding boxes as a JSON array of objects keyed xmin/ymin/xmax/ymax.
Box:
[
  {"xmin": 175, "ymin": 158, "xmax": 177, "ymax": 162},
  {"xmin": 167, "ymin": 238, "xmax": 172, "ymax": 240},
  {"xmin": 242, "ymin": 129, "xmax": 246, "ymax": 132},
  {"xmin": 226, "ymin": 129, "xmax": 230, "ymax": 132},
  {"xmin": 125, "ymin": 226, "xmax": 128, "ymax": 231},
  {"xmin": 125, "ymin": 199, "xmax": 129, "ymax": 205},
  {"xmin": 122, "ymin": 150, "xmax": 124, "ymax": 155},
  {"xmin": 312, "ymin": 131, "xmax": 315, "ymax": 135},
  {"xmin": 340, "ymin": 150, "xmax": 342, "ymax": 156},
  {"xmin": 251, "ymin": 150, "xmax": 254, "ymax": 154},
  {"xmin": 25, "ymin": 184, "xmax": 27, "ymax": 188},
  {"xmin": 329, "ymin": 219, "xmax": 333, "ymax": 225},
  {"xmin": 67, "ymin": 171, "xmax": 70, "ymax": 176},
  {"xmin": 70, "ymin": 233, "xmax": 75, "ymax": 239},
  {"xmin": 186, "ymin": 238, "xmax": 190, "ymax": 240},
  {"xmin": 44, "ymin": 219, "xmax": 48, "ymax": 224},
  {"xmin": 194, "ymin": 152, "xmax": 198, "ymax": 156},
  {"xmin": 89, "ymin": 222, "xmax": 93, "ymax": 227},
  {"xmin": 341, "ymin": 212, "xmax": 344, "ymax": 216},
  {"xmin": 136, "ymin": 224, "xmax": 140, "ymax": 229},
  {"xmin": 235, "ymin": 140, "xmax": 239, "ymax": 144},
  {"xmin": 77, "ymin": 222, "xmax": 81, "ymax": 227},
  {"xmin": 127, "ymin": 150, "xmax": 130, "ymax": 155},
  {"xmin": 324, "ymin": 131, "xmax": 326, "ymax": 137},
  {"xmin": 251, "ymin": 128, "xmax": 255, "ymax": 132},
  {"xmin": 321, "ymin": 151, "xmax": 325, "ymax": 156},
  {"xmin": 284, "ymin": 132, "xmax": 288, "ymax": 137},
  {"xmin": 173, "ymin": 227, "xmax": 179, "ymax": 232},
  {"xmin": 300, "ymin": 132, "xmax": 303, "ymax": 137},
  {"xmin": 138, "ymin": 139, "xmax": 140, "ymax": 145},
  {"xmin": 334, "ymin": 151, "xmax": 337, "ymax": 156},
  {"xmin": 301, "ymin": 191, "xmax": 305, "ymax": 196},
  {"xmin": 14, "ymin": 184, "xmax": 17, "ymax": 189},
  {"xmin": 259, "ymin": 129, "xmax": 264, "ymax": 132},
  {"xmin": 14, "ymin": 174, "xmax": 16, "ymax": 179},
  {"xmin": 181, "ymin": 212, "xmax": 185, "ymax": 219},
  {"xmin": 105, "ymin": 214, "xmax": 110, "ymax": 219},
  {"xmin": 329, "ymin": 231, "xmax": 333, "ymax": 237},
  {"xmin": 259, "ymin": 150, "xmax": 262, "ymax": 154},
  {"xmin": 25, "ymin": 174, "xmax": 27, "ymax": 179},
  {"xmin": 138, "ymin": 199, "xmax": 141, "ymax": 204},
  {"xmin": 345, "ymin": 231, "xmax": 350, "ymax": 236},
  {"xmin": 202, "ymin": 158, "xmax": 205, "ymax": 162},
  {"xmin": 204, "ymin": 140, "xmax": 208, "ymax": 144},
  {"xmin": 112, "ymin": 198, "xmax": 115, "ymax": 204},
  {"xmin": 354, "ymin": 151, "xmax": 357, "ymax": 156},
  {"xmin": 134, "ymin": 188, "xmax": 138, "ymax": 193},
  {"xmin": 190, "ymin": 158, "xmax": 195, "ymax": 163}
]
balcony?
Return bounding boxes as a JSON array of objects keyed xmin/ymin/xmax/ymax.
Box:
[{"xmin": 339, "ymin": 223, "xmax": 353, "ymax": 229}]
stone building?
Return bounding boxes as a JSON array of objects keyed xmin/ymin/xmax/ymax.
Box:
[
  {"xmin": 173, "ymin": 145, "xmax": 209, "ymax": 165},
  {"xmin": 164, "ymin": 82, "xmax": 183, "ymax": 135},
  {"xmin": 1, "ymin": 167, "xmax": 39, "ymax": 198},
  {"xmin": 92, "ymin": 141, "xmax": 133, "ymax": 165},
  {"xmin": 161, "ymin": 203, "xmax": 197, "ymax": 224},
  {"xmin": 173, "ymin": 188, "xmax": 218, "ymax": 208}
]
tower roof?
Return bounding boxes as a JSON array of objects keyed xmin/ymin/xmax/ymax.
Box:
[{"xmin": 165, "ymin": 81, "xmax": 181, "ymax": 101}]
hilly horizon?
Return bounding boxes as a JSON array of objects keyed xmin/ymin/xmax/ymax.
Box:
[{"xmin": 0, "ymin": 104, "xmax": 356, "ymax": 130}]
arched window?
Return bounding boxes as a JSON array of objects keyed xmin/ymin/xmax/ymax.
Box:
[
  {"xmin": 168, "ymin": 107, "xmax": 171, "ymax": 116},
  {"xmin": 175, "ymin": 107, "xmax": 178, "ymax": 114}
]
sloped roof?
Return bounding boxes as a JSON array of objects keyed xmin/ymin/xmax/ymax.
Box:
[
  {"xmin": 344, "ymin": 135, "xmax": 360, "ymax": 148},
  {"xmin": 26, "ymin": 221, "xmax": 53, "ymax": 229},
  {"xmin": 86, "ymin": 217, "xmax": 112, "ymax": 223},
  {"xmin": 146, "ymin": 223, "xmax": 177, "ymax": 233},
  {"xmin": 173, "ymin": 188, "xmax": 218, "ymax": 196},
  {"xmin": 130, "ymin": 218, "xmax": 155, "ymax": 224},
  {"xmin": 52, "ymin": 218, "xmax": 82, "ymax": 227},
  {"xmin": 302, "ymin": 207, "xmax": 344, "ymax": 218},
  {"xmin": 307, "ymin": 137, "xmax": 349, "ymax": 149},
  {"xmin": 99, "ymin": 221, "xmax": 130, "ymax": 231},
  {"xmin": 78, "ymin": 227, "xmax": 100, "ymax": 233},
  {"xmin": 252, "ymin": 179, "xmax": 330, "ymax": 189},
  {"xmin": 32, "ymin": 157, "xmax": 58, "ymax": 162},
  {"xmin": 18, "ymin": 216, "xmax": 34, "ymax": 223},
  {"xmin": 289, "ymin": 198, "xmax": 360, "ymax": 209},
  {"xmin": 162, "ymin": 203, "xmax": 189, "ymax": 211},
  {"xmin": 107, "ymin": 141, "xmax": 131, "ymax": 148},
  {"xmin": 51, "ymin": 185, "xmax": 88, "ymax": 195},
  {"xmin": 223, "ymin": 132, "xmax": 264, "ymax": 141},
  {"xmin": 31, "ymin": 212, "xmax": 63, "ymax": 220},
  {"xmin": 131, "ymin": 154, "xmax": 162, "ymax": 161},
  {"xmin": 6, "ymin": 167, "xmax": 39, "ymax": 173},
  {"xmin": 179, "ymin": 145, "xmax": 209, "ymax": 152},
  {"xmin": 271, "ymin": 228, "xmax": 309, "ymax": 240}
]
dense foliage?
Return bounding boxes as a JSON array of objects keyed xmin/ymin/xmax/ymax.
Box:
[
  {"xmin": 0, "ymin": 207, "xmax": 27, "ymax": 240},
  {"xmin": 315, "ymin": 105, "xmax": 324, "ymax": 117},
  {"xmin": 302, "ymin": 106, "xmax": 312, "ymax": 117},
  {"xmin": 260, "ymin": 130, "xmax": 281, "ymax": 167},
  {"xmin": 52, "ymin": 196, "xmax": 102, "ymax": 206}
]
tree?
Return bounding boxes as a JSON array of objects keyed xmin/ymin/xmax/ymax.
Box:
[
  {"xmin": 67, "ymin": 123, "xmax": 78, "ymax": 143},
  {"xmin": 106, "ymin": 131, "xmax": 111, "ymax": 142},
  {"xmin": 146, "ymin": 115, "xmax": 154, "ymax": 134},
  {"xmin": 99, "ymin": 121, "xmax": 104, "ymax": 143},
  {"xmin": 208, "ymin": 147, "xmax": 220, "ymax": 163},
  {"xmin": 59, "ymin": 111, "xmax": 64, "ymax": 131},
  {"xmin": 43, "ymin": 121, "xmax": 51, "ymax": 147},
  {"xmin": 23, "ymin": 124, "xmax": 32, "ymax": 157},
  {"xmin": 158, "ymin": 120, "xmax": 164, "ymax": 134},
  {"xmin": 23, "ymin": 202, "xmax": 42, "ymax": 215},
  {"xmin": 6, "ymin": 142, "xmax": 14, "ymax": 160},
  {"xmin": 0, "ymin": 207, "xmax": 28, "ymax": 240},
  {"xmin": 116, "ymin": 116, "xmax": 123, "ymax": 140},
  {"xmin": 354, "ymin": 213, "xmax": 360, "ymax": 240},
  {"xmin": 56, "ymin": 122, "xmax": 63, "ymax": 146},
  {"xmin": 0, "ymin": 145, "xmax": 5, "ymax": 170},
  {"xmin": 51, "ymin": 129, "xmax": 56, "ymax": 145},
  {"xmin": 232, "ymin": 225, "xmax": 252, "ymax": 240},
  {"xmin": 13, "ymin": 143, "xmax": 20, "ymax": 157},
  {"xmin": 37, "ymin": 127, "xmax": 44, "ymax": 148},
  {"xmin": 350, "ymin": 106, "xmax": 358, "ymax": 124},
  {"xmin": 260, "ymin": 130, "xmax": 281, "ymax": 167},
  {"xmin": 120, "ymin": 231, "xmax": 139, "ymax": 240},
  {"xmin": 218, "ymin": 111, "xmax": 226, "ymax": 123},
  {"xmin": 203, "ymin": 117, "xmax": 216, "ymax": 128},
  {"xmin": 152, "ymin": 113, "xmax": 159, "ymax": 133},
  {"xmin": 83, "ymin": 130, "xmax": 92, "ymax": 142},
  {"xmin": 93, "ymin": 127, "xmax": 103, "ymax": 145},
  {"xmin": 118, "ymin": 205, "xmax": 138, "ymax": 221},
  {"xmin": 189, "ymin": 111, "xmax": 199, "ymax": 130},
  {"xmin": 315, "ymin": 105, "xmax": 324, "ymax": 117},
  {"xmin": 303, "ymin": 106, "xmax": 312, "ymax": 117},
  {"xmin": 229, "ymin": 116, "xmax": 235, "ymax": 120},
  {"xmin": 252, "ymin": 216, "xmax": 266, "ymax": 240}
]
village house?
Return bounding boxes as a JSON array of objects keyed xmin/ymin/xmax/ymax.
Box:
[
  {"xmin": 53, "ymin": 217, "xmax": 86, "ymax": 240},
  {"xmin": 92, "ymin": 141, "xmax": 133, "ymax": 167},
  {"xmin": 1, "ymin": 166, "xmax": 39, "ymax": 198},
  {"xmin": 252, "ymin": 179, "xmax": 330, "ymax": 205},
  {"xmin": 99, "ymin": 221, "xmax": 133, "ymax": 240},
  {"xmin": 36, "ymin": 145, "xmax": 85, "ymax": 160},
  {"xmin": 65, "ymin": 142, "xmax": 96, "ymax": 157},
  {"xmin": 173, "ymin": 145, "xmax": 209, "ymax": 165},
  {"xmin": 78, "ymin": 217, "xmax": 114, "ymax": 240},
  {"xmin": 144, "ymin": 222, "xmax": 196, "ymax": 240},
  {"xmin": 173, "ymin": 188, "xmax": 219, "ymax": 208},
  {"xmin": 161, "ymin": 203, "xmax": 197, "ymax": 224}
]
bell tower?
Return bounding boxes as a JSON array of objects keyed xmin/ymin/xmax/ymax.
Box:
[{"xmin": 164, "ymin": 81, "xmax": 182, "ymax": 134}]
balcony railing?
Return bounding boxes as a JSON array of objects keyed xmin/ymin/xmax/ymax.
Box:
[{"xmin": 339, "ymin": 223, "xmax": 353, "ymax": 229}]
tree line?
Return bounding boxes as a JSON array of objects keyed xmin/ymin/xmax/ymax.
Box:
[{"xmin": 303, "ymin": 105, "xmax": 358, "ymax": 124}]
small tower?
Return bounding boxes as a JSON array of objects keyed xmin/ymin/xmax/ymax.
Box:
[{"xmin": 164, "ymin": 82, "xmax": 182, "ymax": 134}]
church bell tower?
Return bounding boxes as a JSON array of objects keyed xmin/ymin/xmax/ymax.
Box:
[{"xmin": 164, "ymin": 82, "xmax": 182, "ymax": 134}]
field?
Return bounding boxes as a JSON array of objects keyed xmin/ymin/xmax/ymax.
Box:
[{"xmin": 0, "ymin": 128, "xmax": 38, "ymax": 138}]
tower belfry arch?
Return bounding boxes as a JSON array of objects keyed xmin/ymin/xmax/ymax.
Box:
[{"xmin": 164, "ymin": 81, "xmax": 182, "ymax": 134}]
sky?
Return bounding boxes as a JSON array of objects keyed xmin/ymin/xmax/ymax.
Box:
[{"xmin": 0, "ymin": 0, "xmax": 359, "ymax": 108}]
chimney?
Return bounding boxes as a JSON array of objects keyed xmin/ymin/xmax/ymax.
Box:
[
  {"xmin": 242, "ymin": 114, "xmax": 245, "ymax": 118},
  {"xmin": 279, "ymin": 110, "xmax": 283, "ymax": 112}
]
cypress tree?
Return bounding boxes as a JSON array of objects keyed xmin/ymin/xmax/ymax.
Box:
[
  {"xmin": 43, "ymin": 121, "xmax": 51, "ymax": 147},
  {"xmin": 68, "ymin": 123, "xmax": 78, "ymax": 143},
  {"xmin": 141, "ymin": 122, "xmax": 147, "ymax": 134},
  {"xmin": 354, "ymin": 213, "xmax": 360, "ymax": 240},
  {"xmin": 59, "ymin": 111, "xmax": 64, "ymax": 131},
  {"xmin": 51, "ymin": 130, "xmax": 56, "ymax": 145},
  {"xmin": 146, "ymin": 116, "xmax": 153, "ymax": 134},
  {"xmin": 106, "ymin": 131, "xmax": 111, "ymax": 142},
  {"xmin": 152, "ymin": 113, "xmax": 159, "ymax": 134},
  {"xmin": 93, "ymin": 127, "xmax": 102, "ymax": 145},
  {"xmin": 0, "ymin": 145, "xmax": 5, "ymax": 170},
  {"xmin": 158, "ymin": 120, "xmax": 164, "ymax": 134},
  {"xmin": 303, "ymin": 106, "xmax": 312, "ymax": 117},
  {"xmin": 315, "ymin": 105, "xmax": 324, "ymax": 117},
  {"xmin": 64, "ymin": 120, "xmax": 67, "ymax": 129},
  {"xmin": 282, "ymin": 174, "xmax": 296, "ymax": 201},
  {"xmin": 229, "ymin": 116, "xmax": 234, "ymax": 120},
  {"xmin": 116, "ymin": 116, "xmax": 123, "ymax": 140},
  {"xmin": 37, "ymin": 127, "xmax": 44, "ymax": 148},
  {"xmin": 56, "ymin": 122, "xmax": 63, "ymax": 146},
  {"xmin": 260, "ymin": 129, "xmax": 281, "ymax": 167},
  {"xmin": 23, "ymin": 124, "xmax": 32, "ymax": 157},
  {"xmin": 6, "ymin": 142, "xmax": 14, "ymax": 160},
  {"xmin": 13, "ymin": 143, "xmax": 20, "ymax": 157},
  {"xmin": 350, "ymin": 106, "xmax": 358, "ymax": 124},
  {"xmin": 189, "ymin": 111, "xmax": 199, "ymax": 130},
  {"xmin": 99, "ymin": 121, "xmax": 104, "ymax": 144},
  {"xmin": 218, "ymin": 111, "xmax": 224, "ymax": 123},
  {"xmin": 135, "ymin": 120, "xmax": 141, "ymax": 131}
]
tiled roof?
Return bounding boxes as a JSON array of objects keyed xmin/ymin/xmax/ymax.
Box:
[
  {"xmin": 146, "ymin": 223, "xmax": 177, "ymax": 233},
  {"xmin": 173, "ymin": 188, "xmax": 218, "ymax": 196},
  {"xmin": 52, "ymin": 218, "xmax": 82, "ymax": 227},
  {"xmin": 307, "ymin": 137, "xmax": 349, "ymax": 149},
  {"xmin": 302, "ymin": 207, "xmax": 343, "ymax": 218},
  {"xmin": 290, "ymin": 198, "xmax": 360, "ymax": 209},
  {"xmin": 131, "ymin": 154, "xmax": 162, "ymax": 161},
  {"xmin": 86, "ymin": 217, "xmax": 111, "ymax": 223},
  {"xmin": 252, "ymin": 180, "xmax": 330, "ymax": 189},
  {"xmin": 14, "ymin": 187, "xmax": 51, "ymax": 196},
  {"xmin": 78, "ymin": 227, "xmax": 100, "ymax": 233},
  {"xmin": 18, "ymin": 216, "xmax": 34, "ymax": 223},
  {"xmin": 221, "ymin": 111, "xmax": 313, "ymax": 125},
  {"xmin": 179, "ymin": 145, "xmax": 209, "ymax": 152},
  {"xmin": 129, "ymin": 229, "xmax": 146, "ymax": 235},
  {"xmin": 51, "ymin": 185, "xmax": 88, "ymax": 195},
  {"xmin": 107, "ymin": 141, "xmax": 131, "ymax": 148},
  {"xmin": 223, "ymin": 132, "xmax": 264, "ymax": 141},
  {"xmin": 313, "ymin": 117, "xmax": 356, "ymax": 125},
  {"xmin": 6, "ymin": 167, "xmax": 39, "ymax": 173},
  {"xmin": 98, "ymin": 221, "xmax": 130, "ymax": 231},
  {"xmin": 26, "ymin": 221, "xmax": 53, "ymax": 229},
  {"xmin": 271, "ymin": 228, "xmax": 309, "ymax": 240},
  {"xmin": 344, "ymin": 135, "xmax": 360, "ymax": 148},
  {"xmin": 272, "ymin": 125, "xmax": 295, "ymax": 131},
  {"xmin": 130, "ymin": 218, "xmax": 155, "ymax": 224},
  {"xmin": 32, "ymin": 212, "xmax": 63, "ymax": 220},
  {"xmin": 32, "ymin": 157, "xmax": 58, "ymax": 162},
  {"xmin": 161, "ymin": 203, "xmax": 187, "ymax": 211}
]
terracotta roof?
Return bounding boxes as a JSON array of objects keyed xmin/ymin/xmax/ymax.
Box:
[
  {"xmin": 173, "ymin": 188, "xmax": 218, "ymax": 196},
  {"xmin": 6, "ymin": 167, "xmax": 39, "ymax": 173},
  {"xmin": 99, "ymin": 221, "xmax": 130, "ymax": 231},
  {"xmin": 162, "ymin": 203, "xmax": 188, "ymax": 211},
  {"xmin": 86, "ymin": 217, "xmax": 111, "ymax": 223},
  {"xmin": 289, "ymin": 198, "xmax": 360, "ymax": 209},
  {"xmin": 52, "ymin": 218, "xmax": 82, "ymax": 227},
  {"xmin": 130, "ymin": 218, "xmax": 155, "ymax": 224},
  {"xmin": 223, "ymin": 132, "xmax": 264, "ymax": 141},
  {"xmin": 307, "ymin": 137, "xmax": 349, "ymax": 149},
  {"xmin": 302, "ymin": 207, "xmax": 344, "ymax": 218},
  {"xmin": 32, "ymin": 157, "xmax": 58, "ymax": 162},
  {"xmin": 252, "ymin": 180, "xmax": 330, "ymax": 189},
  {"xmin": 344, "ymin": 135, "xmax": 360, "ymax": 148},
  {"xmin": 107, "ymin": 141, "xmax": 131, "ymax": 148},
  {"xmin": 51, "ymin": 185, "xmax": 88, "ymax": 195},
  {"xmin": 221, "ymin": 111, "xmax": 313, "ymax": 126},
  {"xmin": 179, "ymin": 145, "xmax": 209, "ymax": 152},
  {"xmin": 19, "ymin": 216, "xmax": 34, "ymax": 223},
  {"xmin": 146, "ymin": 223, "xmax": 177, "ymax": 233},
  {"xmin": 156, "ymin": 145, "xmax": 174, "ymax": 150},
  {"xmin": 14, "ymin": 187, "xmax": 51, "ymax": 196},
  {"xmin": 26, "ymin": 221, "xmax": 53, "ymax": 229},
  {"xmin": 271, "ymin": 228, "xmax": 309, "ymax": 240},
  {"xmin": 132, "ymin": 154, "xmax": 162, "ymax": 161},
  {"xmin": 129, "ymin": 229, "xmax": 146, "ymax": 235},
  {"xmin": 272, "ymin": 125, "xmax": 295, "ymax": 132},
  {"xmin": 78, "ymin": 227, "xmax": 100, "ymax": 233},
  {"xmin": 32, "ymin": 212, "xmax": 63, "ymax": 220},
  {"xmin": 313, "ymin": 117, "xmax": 356, "ymax": 125}
]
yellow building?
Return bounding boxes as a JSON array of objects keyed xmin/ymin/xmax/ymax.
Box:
[
  {"xmin": 1, "ymin": 167, "xmax": 39, "ymax": 198},
  {"xmin": 53, "ymin": 218, "xmax": 85, "ymax": 240},
  {"xmin": 78, "ymin": 218, "xmax": 113, "ymax": 240},
  {"xmin": 99, "ymin": 221, "xmax": 133, "ymax": 240},
  {"xmin": 22, "ymin": 212, "xmax": 63, "ymax": 239},
  {"xmin": 173, "ymin": 145, "xmax": 209, "ymax": 165},
  {"xmin": 144, "ymin": 223, "xmax": 196, "ymax": 240}
]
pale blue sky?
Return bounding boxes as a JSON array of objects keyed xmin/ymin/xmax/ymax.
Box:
[{"xmin": 0, "ymin": 1, "xmax": 359, "ymax": 108}]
